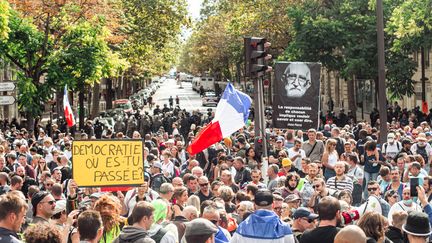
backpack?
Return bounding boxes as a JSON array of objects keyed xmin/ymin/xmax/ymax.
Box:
[
  {"xmin": 416, "ymin": 145, "xmax": 429, "ymax": 164},
  {"xmin": 151, "ymin": 223, "xmax": 169, "ymax": 243},
  {"xmin": 334, "ymin": 137, "xmax": 345, "ymax": 156}
]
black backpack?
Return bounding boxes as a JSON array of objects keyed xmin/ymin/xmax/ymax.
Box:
[
  {"xmin": 151, "ymin": 223, "xmax": 169, "ymax": 243},
  {"xmin": 416, "ymin": 145, "xmax": 429, "ymax": 164},
  {"xmin": 334, "ymin": 137, "xmax": 345, "ymax": 156}
]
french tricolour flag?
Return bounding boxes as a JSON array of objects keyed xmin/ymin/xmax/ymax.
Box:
[
  {"xmin": 63, "ymin": 85, "xmax": 76, "ymax": 127},
  {"xmin": 187, "ymin": 83, "xmax": 251, "ymax": 155}
]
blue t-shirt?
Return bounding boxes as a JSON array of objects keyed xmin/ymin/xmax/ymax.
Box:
[{"xmin": 364, "ymin": 151, "xmax": 385, "ymax": 173}]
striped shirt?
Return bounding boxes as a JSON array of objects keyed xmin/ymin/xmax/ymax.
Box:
[{"xmin": 326, "ymin": 176, "xmax": 353, "ymax": 193}]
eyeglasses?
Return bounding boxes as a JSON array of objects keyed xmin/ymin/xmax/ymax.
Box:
[
  {"xmin": 43, "ymin": 200, "xmax": 56, "ymax": 205},
  {"xmin": 200, "ymin": 183, "xmax": 209, "ymax": 187},
  {"xmin": 45, "ymin": 183, "xmax": 53, "ymax": 186},
  {"xmin": 391, "ymin": 195, "xmax": 399, "ymax": 199},
  {"xmin": 210, "ymin": 219, "xmax": 219, "ymax": 225},
  {"xmin": 367, "ymin": 187, "xmax": 378, "ymax": 191},
  {"xmin": 302, "ymin": 218, "xmax": 315, "ymax": 223}
]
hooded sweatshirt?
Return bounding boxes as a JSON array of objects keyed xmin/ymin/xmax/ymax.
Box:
[
  {"xmin": 112, "ymin": 226, "xmax": 155, "ymax": 243},
  {"xmin": 231, "ymin": 209, "xmax": 295, "ymax": 243}
]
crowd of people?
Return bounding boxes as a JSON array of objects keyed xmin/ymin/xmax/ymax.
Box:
[{"xmin": 2, "ymin": 100, "xmax": 432, "ymax": 243}]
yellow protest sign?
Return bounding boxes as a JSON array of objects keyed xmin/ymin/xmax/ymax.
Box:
[{"xmin": 72, "ymin": 140, "xmax": 144, "ymax": 187}]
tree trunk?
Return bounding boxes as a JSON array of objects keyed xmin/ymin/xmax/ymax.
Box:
[
  {"xmin": 87, "ymin": 89, "xmax": 92, "ymax": 119},
  {"xmin": 335, "ymin": 71, "xmax": 340, "ymax": 109},
  {"xmin": 106, "ymin": 78, "xmax": 113, "ymax": 109},
  {"xmin": 91, "ymin": 81, "xmax": 101, "ymax": 118},
  {"xmin": 79, "ymin": 89, "xmax": 85, "ymax": 130},
  {"xmin": 347, "ymin": 77, "xmax": 357, "ymax": 120},
  {"xmin": 55, "ymin": 89, "xmax": 62, "ymax": 120}
]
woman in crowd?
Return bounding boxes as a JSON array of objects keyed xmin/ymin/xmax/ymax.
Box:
[
  {"xmin": 322, "ymin": 138, "xmax": 339, "ymax": 180},
  {"xmin": 172, "ymin": 186, "xmax": 188, "ymax": 218}
]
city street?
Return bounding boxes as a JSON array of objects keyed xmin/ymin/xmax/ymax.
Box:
[{"xmin": 148, "ymin": 78, "xmax": 215, "ymax": 113}]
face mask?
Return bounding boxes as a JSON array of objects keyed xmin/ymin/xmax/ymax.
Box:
[{"xmin": 403, "ymin": 199, "xmax": 412, "ymax": 205}]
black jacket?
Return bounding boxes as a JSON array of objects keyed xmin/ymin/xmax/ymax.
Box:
[
  {"xmin": 0, "ymin": 227, "xmax": 22, "ymax": 243},
  {"xmin": 112, "ymin": 226, "xmax": 154, "ymax": 243},
  {"xmin": 385, "ymin": 226, "xmax": 403, "ymax": 243}
]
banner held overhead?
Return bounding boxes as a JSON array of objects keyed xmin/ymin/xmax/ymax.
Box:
[
  {"xmin": 272, "ymin": 62, "xmax": 321, "ymax": 130},
  {"xmin": 72, "ymin": 140, "xmax": 144, "ymax": 187}
]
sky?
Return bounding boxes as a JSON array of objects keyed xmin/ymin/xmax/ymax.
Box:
[
  {"xmin": 182, "ymin": 0, "xmax": 204, "ymax": 40},
  {"xmin": 187, "ymin": 0, "xmax": 204, "ymax": 20}
]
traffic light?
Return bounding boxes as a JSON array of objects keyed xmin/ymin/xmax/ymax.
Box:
[
  {"xmin": 244, "ymin": 37, "xmax": 272, "ymax": 77},
  {"xmin": 254, "ymin": 136, "xmax": 263, "ymax": 156}
]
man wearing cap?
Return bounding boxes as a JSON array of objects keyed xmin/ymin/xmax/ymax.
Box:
[
  {"xmin": 395, "ymin": 139, "xmax": 413, "ymax": 160},
  {"xmin": 402, "ymin": 211, "xmax": 432, "ymax": 243},
  {"xmin": 278, "ymin": 158, "xmax": 298, "ymax": 177},
  {"xmin": 291, "ymin": 207, "xmax": 318, "ymax": 241},
  {"xmin": 51, "ymin": 199, "xmax": 67, "ymax": 228},
  {"xmin": 31, "ymin": 191, "xmax": 56, "ymax": 224},
  {"xmin": 231, "ymin": 189, "xmax": 295, "ymax": 243},
  {"xmin": 382, "ymin": 132, "xmax": 402, "ymax": 163},
  {"xmin": 269, "ymin": 137, "xmax": 287, "ymax": 164},
  {"xmin": 150, "ymin": 162, "xmax": 170, "ymax": 193},
  {"xmin": 184, "ymin": 218, "xmax": 218, "ymax": 243},
  {"xmin": 411, "ymin": 133, "xmax": 432, "ymax": 167}
]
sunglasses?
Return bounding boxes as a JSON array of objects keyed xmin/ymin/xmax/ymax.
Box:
[
  {"xmin": 367, "ymin": 187, "xmax": 378, "ymax": 191},
  {"xmin": 45, "ymin": 183, "xmax": 53, "ymax": 186},
  {"xmin": 391, "ymin": 195, "xmax": 399, "ymax": 199},
  {"xmin": 210, "ymin": 219, "xmax": 219, "ymax": 225},
  {"xmin": 303, "ymin": 218, "xmax": 315, "ymax": 223},
  {"xmin": 200, "ymin": 183, "xmax": 209, "ymax": 187},
  {"xmin": 43, "ymin": 200, "xmax": 56, "ymax": 205},
  {"xmin": 312, "ymin": 185, "xmax": 321, "ymax": 189}
]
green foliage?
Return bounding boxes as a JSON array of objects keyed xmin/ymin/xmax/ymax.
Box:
[{"xmin": 0, "ymin": 0, "xmax": 10, "ymax": 40}]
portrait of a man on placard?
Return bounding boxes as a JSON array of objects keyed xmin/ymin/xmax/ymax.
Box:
[{"xmin": 282, "ymin": 62, "xmax": 311, "ymax": 98}]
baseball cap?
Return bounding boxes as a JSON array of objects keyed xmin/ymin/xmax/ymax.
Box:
[
  {"xmin": 282, "ymin": 158, "xmax": 292, "ymax": 167},
  {"xmin": 402, "ymin": 139, "xmax": 413, "ymax": 145},
  {"xmin": 153, "ymin": 161, "xmax": 163, "ymax": 169},
  {"xmin": 276, "ymin": 136, "xmax": 284, "ymax": 142},
  {"xmin": 293, "ymin": 207, "xmax": 319, "ymax": 220},
  {"xmin": 185, "ymin": 218, "xmax": 218, "ymax": 237},
  {"xmin": 53, "ymin": 200, "xmax": 67, "ymax": 215},
  {"xmin": 254, "ymin": 189, "xmax": 273, "ymax": 206},
  {"xmin": 285, "ymin": 194, "xmax": 301, "ymax": 203}
]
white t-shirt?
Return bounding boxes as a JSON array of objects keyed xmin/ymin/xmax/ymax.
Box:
[
  {"xmin": 328, "ymin": 152, "xmax": 338, "ymax": 167},
  {"xmin": 287, "ymin": 148, "xmax": 306, "ymax": 169},
  {"xmin": 382, "ymin": 141, "xmax": 402, "ymax": 160}
]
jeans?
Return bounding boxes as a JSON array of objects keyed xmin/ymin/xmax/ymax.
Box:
[{"xmin": 363, "ymin": 171, "xmax": 379, "ymax": 199}]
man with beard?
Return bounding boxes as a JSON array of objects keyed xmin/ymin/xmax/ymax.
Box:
[
  {"xmin": 300, "ymin": 196, "xmax": 340, "ymax": 243},
  {"xmin": 280, "ymin": 173, "xmax": 301, "ymax": 199},
  {"xmin": 31, "ymin": 191, "xmax": 56, "ymax": 224},
  {"xmin": 0, "ymin": 192, "xmax": 28, "ymax": 243},
  {"xmin": 15, "ymin": 166, "xmax": 37, "ymax": 197},
  {"xmin": 300, "ymin": 163, "xmax": 319, "ymax": 207},
  {"xmin": 422, "ymin": 176, "xmax": 432, "ymax": 202},
  {"xmin": 195, "ymin": 176, "xmax": 213, "ymax": 203},
  {"xmin": 94, "ymin": 195, "xmax": 126, "ymax": 243}
]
